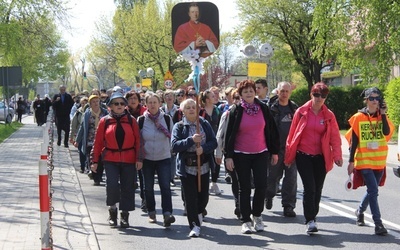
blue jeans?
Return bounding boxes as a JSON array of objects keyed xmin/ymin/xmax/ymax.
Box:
[
  {"xmin": 359, "ymin": 169, "xmax": 384, "ymax": 225},
  {"xmin": 142, "ymin": 158, "xmax": 173, "ymax": 215}
]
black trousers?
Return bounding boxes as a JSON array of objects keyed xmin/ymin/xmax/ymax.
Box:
[{"xmin": 180, "ymin": 171, "xmax": 210, "ymax": 229}]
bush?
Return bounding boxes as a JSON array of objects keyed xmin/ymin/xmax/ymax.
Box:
[{"xmin": 385, "ymin": 78, "xmax": 400, "ymax": 127}]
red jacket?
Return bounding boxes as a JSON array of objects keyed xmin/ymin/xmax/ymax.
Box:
[
  {"xmin": 284, "ymin": 100, "xmax": 342, "ymax": 173},
  {"xmin": 91, "ymin": 114, "xmax": 140, "ymax": 164}
]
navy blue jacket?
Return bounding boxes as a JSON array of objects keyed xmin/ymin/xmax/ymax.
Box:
[{"xmin": 171, "ymin": 117, "xmax": 217, "ymax": 177}]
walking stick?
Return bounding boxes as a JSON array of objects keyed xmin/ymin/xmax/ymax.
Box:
[{"xmin": 195, "ymin": 96, "xmax": 201, "ymax": 192}]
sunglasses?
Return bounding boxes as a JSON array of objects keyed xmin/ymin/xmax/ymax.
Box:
[
  {"xmin": 312, "ymin": 93, "xmax": 327, "ymax": 99},
  {"xmin": 368, "ymin": 96, "xmax": 381, "ymax": 101},
  {"xmin": 112, "ymin": 102, "xmax": 126, "ymax": 106},
  {"xmin": 177, "ymin": 94, "xmax": 184, "ymax": 97},
  {"xmin": 187, "ymin": 93, "xmax": 197, "ymax": 97}
]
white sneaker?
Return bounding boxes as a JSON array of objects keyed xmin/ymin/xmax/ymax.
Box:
[
  {"xmin": 253, "ymin": 215, "xmax": 264, "ymax": 232},
  {"xmin": 210, "ymin": 182, "xmax": 222, "ymax": 195},
  {"xmin": 189, "ymin": 225, "xmax": 201, "ymax": 237},
  {"xmin": 306, "ymin": 220, "xmax": 318, "ymax": 234},
  {"xmin": 241, "ymin": 222, "xmax": 252, "ymax": 234}
]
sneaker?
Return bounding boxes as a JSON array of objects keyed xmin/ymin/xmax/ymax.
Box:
[
  {"xmin": 355, "ymin": 209, "xmax": 365, "ymax": 226},
  {"xmin": 265, "ymin": 198, "xmax": 273, "ymax": 210},
  {"xmin": 148, "ymin": 213, "xmax": 157, "ymax": 223},
  {"xmin": 225, "ymin": 174, "xmax": 232, "ymax": 184},
  {"xmin": 241, "ymin": 222, "xmax": 252, "ymax": 234},
  {"xmin": 375, "ymin": 224, "xmax": 388, "ymax": 235},
  {"xmin": 210, "ymin": 183, "xmax": 222, "ymax": 195},
  {"xmin": 163, "ymin": 214, "xmax": 176, "ymax": 227},
  {"xmin": 306, "ymin": 220, "xmax": 318, "ymax": 234},
  {"xmin": 189, "ymin": 225, "xmax": 201, "ymax": 237},
  {"xmin": 253, "ymin": 215, "xmax": 264, "ymax": 232},
  {"xmin": 283, "ymin": 207, "xmax": 296, "ymax": 217}
]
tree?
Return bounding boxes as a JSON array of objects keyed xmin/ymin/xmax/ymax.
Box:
[
  {"xmin": 313, "ymin": 0, "xmax": 400, "ymax": 84},
  {"xmin": 112, "ymin": 0, "xmax": 190, "ymax": 90},
  {"xmin": 236, "ymin": 0, "xmax": 327, "ymax": 90},
  {"xmin": 0, "ymin": 0, "xmax": 70, "ymax": 86}
]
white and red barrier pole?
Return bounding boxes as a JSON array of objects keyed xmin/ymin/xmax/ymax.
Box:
[{"xmin": 39, "ymin": 141, "xmax": 50, "ymax": 250}]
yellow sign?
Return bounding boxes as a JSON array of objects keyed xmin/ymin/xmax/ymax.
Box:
[
  {"xmin": 164, "ymin": 70, "xmax": 174, "ymax": 80},
  {"xmin": 321, "ymin": 70, "xmax": 341, "ymax": 79},
  {"xmin": 142, "ymin": 78, "xmax": 152, "ymax": 87},
  {"xmin": 248, "ymin": 62, "xmax": 268, "ymax": 77}
]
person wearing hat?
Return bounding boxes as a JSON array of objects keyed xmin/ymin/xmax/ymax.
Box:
[
  {"xmin": 346, "ymin": 87, "xmax": 394, "ymax": 235},
  {"xmin": 90, "ymin": 92, "xmax": 140, "ymax": 228},
  {"xmin": 75, "ymin": 95, "xmax": 109, "ymax": 183},
  {"xmin": 284, "ymin": 82, "xmax": 343, "ymax": 235}
]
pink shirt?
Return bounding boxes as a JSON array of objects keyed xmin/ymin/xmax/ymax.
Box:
[
  {"xmin": 297, "ymin": 109, "xmax": 325, "ymax": 155},
  {"xmin": 234, "ymin": 111, "xmax": 267, "ymax": 154}
]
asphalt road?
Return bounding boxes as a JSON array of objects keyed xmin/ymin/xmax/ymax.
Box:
[{"xmin": 69, "ymin": 148, "xmax": 400, "ymax": 250}]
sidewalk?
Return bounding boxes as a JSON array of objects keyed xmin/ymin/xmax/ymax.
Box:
[{"xmin": 0, "ymin": 115, "xmax": 98, "ymax": 250}]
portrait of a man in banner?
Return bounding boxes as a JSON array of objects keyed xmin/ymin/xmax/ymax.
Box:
[{"xmin": 172, "ymin": 2, "xmax": 219, "ymax": 58}]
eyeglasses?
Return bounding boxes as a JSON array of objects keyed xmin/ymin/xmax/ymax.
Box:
[
  {"xmin": 177, "ymin": 94, "xmax": 184, "ymax": 97},
  {"xmin": 112, "ymin": 102, "xmax": 126, "ymax": 106},
  {"xmin": 233, "ymin": 96, "xmax": 240, "ymax": 100},
  {"xmin": 187, "ymin": 93, "xmax": 197, "ymax": 97},
  {"xmin": 312, "ymin": 93, "xmax": 327, "ymax": 99},
  {"xmin": 368, "ymin": 96, "xmax": 381, "ymax": 101}
]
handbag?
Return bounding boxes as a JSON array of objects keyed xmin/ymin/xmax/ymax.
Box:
[{"xmin": 184, "ymin": 151, "xmax": 206, "ymax": 166}]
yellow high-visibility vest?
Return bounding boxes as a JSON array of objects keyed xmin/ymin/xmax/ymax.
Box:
[{"xmin": 345, "ymin": 112, "xmax": 394, "ymax": 170}]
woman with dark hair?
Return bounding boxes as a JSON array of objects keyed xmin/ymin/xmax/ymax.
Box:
[
  {"xmin": 285, "ymin": 82, "xmax": 343, "ymax": 234},
  {"xmin": 125, "ymin": 90, "xmax": 148, "ymax": 212},
  {"xmin": 224, "ymin": 79, "xmax": 279, "ymax": 234},
  {"xmin": 346, "ymin": 87, "xmax": 394, "ymax": 235},
  {"xmin": 200, "ymin": 89, "xmax": 222, "ymax": 195}
]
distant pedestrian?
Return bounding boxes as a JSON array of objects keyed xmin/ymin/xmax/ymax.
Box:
[
  {"xmin": 42, "ymin": 94, "xmax": 52, "ymax": 123},
  {"xmin": 346, "ymin": 87, "xmax": 394, "ymax": 236},
  {"xmin": 33, "ymin": 94, "xmax": 44, "ymax": 126},
  {"xmin": 285, "ymin": 82, "xmax": 343, "ymax": 235},
  {"xmin": 16, "ymin": 97, "xmax": 26, "ymax": 123},
  {"xmin": 171, "ymin": 98, "xmax": 217, "ymax": 237},
  {"xmin": 76, "ymin": 95, "xmax": 108, "ymax": 185},
  {"xmin": 90, "ymin": 92, "xmax": 140, "ymax": 228},
  {"xmin": 265, "ymin": 82, "xmax": 298, "ymax": 217},
  {"xmin": 52, "ymin": 85, "xmax": 74, "ymax": 147}
]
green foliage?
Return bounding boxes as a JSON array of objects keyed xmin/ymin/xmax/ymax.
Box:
[
  {"xmin": 385, "ymin": 77, "xmax": 400, "ymax": 127},
  {"xmin": 0, "ymin": 121, "xmax": 22, "ymax": 143},
  {"xmin": 313, "ymin": 0, "xmax": 400, "ymax": 84},
  {"xmin": 236, "ymin": 0, "xmax": 325, "ymax": 89}
]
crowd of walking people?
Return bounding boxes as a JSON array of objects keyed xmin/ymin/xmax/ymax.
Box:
[{"xmin": 43, "ymin": 80, "xmax": 393, "ymax": 237}]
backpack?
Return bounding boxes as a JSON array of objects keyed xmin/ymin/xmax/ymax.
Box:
[{"xmin": 137, "ymin": 114, "xmax": 171, "ymax": 131}]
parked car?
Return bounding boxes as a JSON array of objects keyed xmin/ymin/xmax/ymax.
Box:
[{"xmin": 0, "ymin": 101, "xmax": 15, "ymax": 124}]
